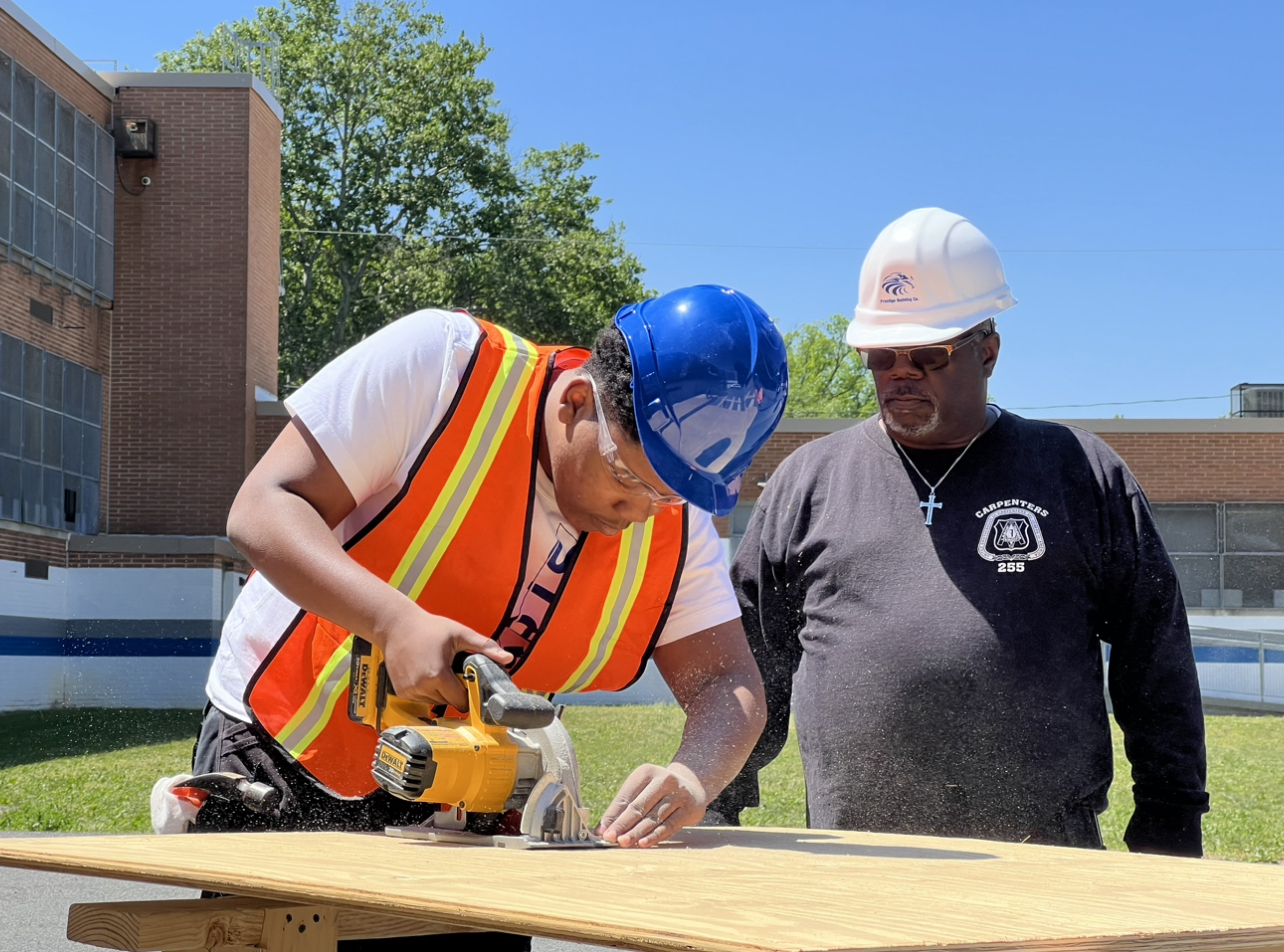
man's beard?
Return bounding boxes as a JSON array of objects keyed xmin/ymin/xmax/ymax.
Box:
[{"xmin": 879, "ymin": 387, "xmax": 942, "ymax": 438}]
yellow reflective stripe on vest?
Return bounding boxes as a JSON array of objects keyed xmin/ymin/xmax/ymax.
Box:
[
  {"xmin": 558, "ymin": 518, "xmax": 654, "ymax": 693},
  {"xmin": 390, "ymin": 329, "xmax": 540, "ymax": 601},
  {"xmin": 276, "ymin": 635, "xmax": 354, "ymax": 758}
]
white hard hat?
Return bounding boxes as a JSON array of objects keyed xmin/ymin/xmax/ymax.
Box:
[{"xmin": 846, "ymin": 207, "xmax": 1017, "ymax": 349}]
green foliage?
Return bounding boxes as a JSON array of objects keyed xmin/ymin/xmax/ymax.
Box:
[
  {"xmin": 158, "ymin": 0, "xmax": 649, "ymax": 392},
  {"xmin": 3, "ymin": 708, "xmax": 1280, "ymax": 863},
  {"xmin": 783, "ymin": 314, "xmax": 878, "ymax": 419},
  {"xmin": 440, "ymin": 145, "xmax": 653, "ymax": 347}
]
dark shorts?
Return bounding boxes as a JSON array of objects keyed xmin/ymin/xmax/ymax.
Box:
[{"xmin": 189, "ymin": 704, "xmax": 531, "ymax": 952}]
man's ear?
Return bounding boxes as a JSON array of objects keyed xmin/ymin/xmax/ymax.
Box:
[
  {"xmin": 558, "ymin": 375, "xmax": 595, "ymax": 426},
  {"xmin": 981, "ymin": 333, "xmax": 1001, "ymax": 379}
]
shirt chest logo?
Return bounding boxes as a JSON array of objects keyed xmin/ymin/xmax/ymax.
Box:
[{"xmin": 975, "ymin": 500, "xmax": 1048, "ymax": 568}]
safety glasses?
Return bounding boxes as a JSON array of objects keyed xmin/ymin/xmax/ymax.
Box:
[
  {"xmin": 858, "ymin": 327, "xmax": 990, "ymax": 373},
  {"xmin": 585, "ymin": 375, "xmax": 686, "ymax": 508}
]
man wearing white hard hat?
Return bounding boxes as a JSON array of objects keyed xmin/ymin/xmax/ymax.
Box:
[{"xmin": 710, "ymin": 207, "xmax": 1208, "ymax": 856}]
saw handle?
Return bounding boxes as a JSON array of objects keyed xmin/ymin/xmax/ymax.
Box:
[{"xmin": 463, "ymin": 654, "xmax": 556, "ymax": 729}]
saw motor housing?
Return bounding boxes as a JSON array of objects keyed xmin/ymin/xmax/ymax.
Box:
[{"xmin": 351, "ymin": 644, "xmax": 557, "ymax": 813}]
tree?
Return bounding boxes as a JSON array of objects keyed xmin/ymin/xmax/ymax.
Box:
[
  {"xmin": 783, "ymin": 314, "xmax": 878, "ymax": 419},
  {"xmin": 440, "ymin": 144, "xmax": 654, "ymax": 347},
  {"xmin": 158, "ymin": 0, "xmax": 649, "ymax": 392}
]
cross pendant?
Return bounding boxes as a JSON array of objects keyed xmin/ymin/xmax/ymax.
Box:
[{"xmin": 920, "ymin": 490, "xmax": 942, "ymax": 526}]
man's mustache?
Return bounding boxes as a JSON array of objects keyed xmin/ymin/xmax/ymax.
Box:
[{"xmin": 880, "ymin": 385, "xmax": 937, "ymax": 404}]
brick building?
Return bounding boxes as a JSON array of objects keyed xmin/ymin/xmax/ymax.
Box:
[{"xmin": 0, "ymin": 0, "xmax": 280, "ymax": 710}]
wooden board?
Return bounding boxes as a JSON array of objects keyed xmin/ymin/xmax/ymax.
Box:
[{"xmin": 1, "ymin": 827, "xmax": 1284, "ymax": 952}]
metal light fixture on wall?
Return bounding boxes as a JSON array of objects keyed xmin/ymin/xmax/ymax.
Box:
[{"xmin": 113, "ymin": 118, "xmax": 156, "ymax": 159}]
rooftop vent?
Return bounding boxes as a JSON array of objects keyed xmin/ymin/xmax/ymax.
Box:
[{"xmin": 1230, "ymin": 384, "xmax": 1284, "ymax": 418}]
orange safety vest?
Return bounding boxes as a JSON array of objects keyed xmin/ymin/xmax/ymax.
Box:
[{"xmin": 245, "ymin": 319, "xmax": 688, "ymax": 798}]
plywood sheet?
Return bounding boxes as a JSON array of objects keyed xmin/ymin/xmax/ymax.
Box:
[{"xmin": 1, "ymin": 827, "xmax": 1283, "ymax": 952}]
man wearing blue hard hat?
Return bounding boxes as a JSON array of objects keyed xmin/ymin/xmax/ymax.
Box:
[{"xmin": 183, "ymin": 287, "xmax": 786, "ymax": 890}]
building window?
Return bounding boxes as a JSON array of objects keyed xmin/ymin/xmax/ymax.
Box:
[
  {"xmin": 1153, "ymin": 503, "xmax": 1284, "ymax": 610},
  {"xmin": 0, "ymin": 332, "xmax": 100, "ymax": 533},
  {"xmin": 0, "ymin": 52, "xmax": 113, "ymax": 304}
]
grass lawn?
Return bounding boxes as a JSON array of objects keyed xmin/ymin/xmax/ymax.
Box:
[
  {"xmin": 0, "ymin": 709, "xmax": 201, "ymax": 833},
  {"xmin": 1, "ymin": 706, "xmax": 1280, "ymax": 862}
]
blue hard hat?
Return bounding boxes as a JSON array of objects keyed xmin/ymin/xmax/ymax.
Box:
[{"xmin": 614, "ymin": 285, "xmax": 789, "ymax": 517}]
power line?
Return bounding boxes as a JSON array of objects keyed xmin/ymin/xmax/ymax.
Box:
[
  {"xmin": 281, "ymin": 230, "xmax": 1284, "ymax": 254},
  {"xmin": 1001, "ymin": 248, "xmax": 1284, "ymax": 254},
  {"xmin": 1011, "ymin": 395, "xmax": 1227, "ymax": 411}
]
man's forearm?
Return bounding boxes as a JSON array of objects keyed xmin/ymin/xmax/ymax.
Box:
[
  {"xmin": 231, "ymin": 417, "xmax": 510, "ymax": 710},
  {"xmin": 598, "ymin": 623, "xmax": 765, "ymax": 847},
  {"xmin": 230, "ymin": 482, "xmax": 416, "ymax": 649},
  {"xmin": 669, "ymin": 671, "xmax": 766, "ymax": 804}
]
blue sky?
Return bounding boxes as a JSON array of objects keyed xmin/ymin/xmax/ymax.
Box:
[{"xmin": 31, "ymin": 0, "xmax": 1284, "ymax": 417}]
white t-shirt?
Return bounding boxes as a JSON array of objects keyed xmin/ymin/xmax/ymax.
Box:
[{"xmin": 206, "ymin": 309, "xmax": 740, "ymax": 721}]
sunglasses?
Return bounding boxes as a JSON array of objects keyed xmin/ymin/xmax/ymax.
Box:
[
  {"xmin": 858, "ymin": 327, "xmax": 990, "ymax": 373},
  {"xmin": 584, "ymin": 375, "xmax": 686, "ymax": 508}
]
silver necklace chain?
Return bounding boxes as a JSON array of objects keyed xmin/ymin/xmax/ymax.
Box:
[{"xmin": 892, "ymin": 428, "xmax": 984, "ymax": 526}]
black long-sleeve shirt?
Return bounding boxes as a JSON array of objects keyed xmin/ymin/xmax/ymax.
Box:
[{"xmin": 713, "ymin": 411, "xmax": 1208, "ymax": 855}]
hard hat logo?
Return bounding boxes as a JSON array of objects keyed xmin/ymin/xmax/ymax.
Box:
[
  {"xmin": 880, "ymin": 272, "xmax": 919, "ymax": 303},
  {"xmin": 848, "ymin": 207, "xmax": 1017, "ymax": 350}
]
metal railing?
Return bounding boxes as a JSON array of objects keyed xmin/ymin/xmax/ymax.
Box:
[
  {"xmin": 217, "ymin": 27, "xmax": 281, "ymax": 97},
  {"xmin": 1188, "ymin": 626, "xmax": 1284, "ymax": 711}
]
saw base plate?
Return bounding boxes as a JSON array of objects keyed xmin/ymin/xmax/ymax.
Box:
[{"xmin": 384, "ymin": 826, "xmax": 614, "ymax": 850}]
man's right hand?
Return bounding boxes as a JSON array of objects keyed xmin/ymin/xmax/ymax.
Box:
[{"xmin": 375, "ymin": 603, "xmax": 513, "ymax": 711}]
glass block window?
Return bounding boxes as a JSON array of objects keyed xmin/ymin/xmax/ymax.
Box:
[
  {"xmin": 0, "ymin": 331, "xmax": 100, "ymax": 533},
  {"xmin": 0, "ymin": 50, "xmax": 113, "ymax": 303},
  {"xmin": 1153, "ymin": 503, "xmax": 1284, "ymax": 610}
]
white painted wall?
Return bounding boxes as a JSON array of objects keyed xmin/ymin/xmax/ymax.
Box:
[
  {"xmin": 0, "ymin": 559, "xmax": 66, "ymax": 619},
  {"xmin": 1196, "ymin": 662, "xmax": 1284, "ymax": 704},
  {"xmin": 0, "ymin": 560, "xmax": 247, "ymax": 711},
  {"xmin": 0, "ymin": 560, "xmax": 247, "ymax": 623},
  {"xmin": 0, "ymin": 657, "xmax": 211, "ymax": 710},
  {"xmin": 64, "ymin": 567, "xmax": 227, "ymax": 620},
  {"xmin": 4, "ymin": 555, "xmax": 1279, "ymax": 712}
]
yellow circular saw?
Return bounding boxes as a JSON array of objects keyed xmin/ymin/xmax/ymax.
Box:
[{"xmin": 349, "ymin": 647, "xmax": 606, "ymax": 849}]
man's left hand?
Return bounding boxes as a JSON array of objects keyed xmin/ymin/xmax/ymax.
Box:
[{"xmin": 597, "ymin": 763, "xmax": 707, "ymax": 848}]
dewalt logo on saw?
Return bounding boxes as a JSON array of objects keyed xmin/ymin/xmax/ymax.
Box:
[
  {"xmin": 376, "ymin": 746, "xmax": 408, "ymax": 775},
  {"xmin": 347, "ymin": 636, "xmax": 388, "ymax": 727},
  {"xmin": 353, "ymin": 658, "xmax": 372, "ymax": 714}
]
